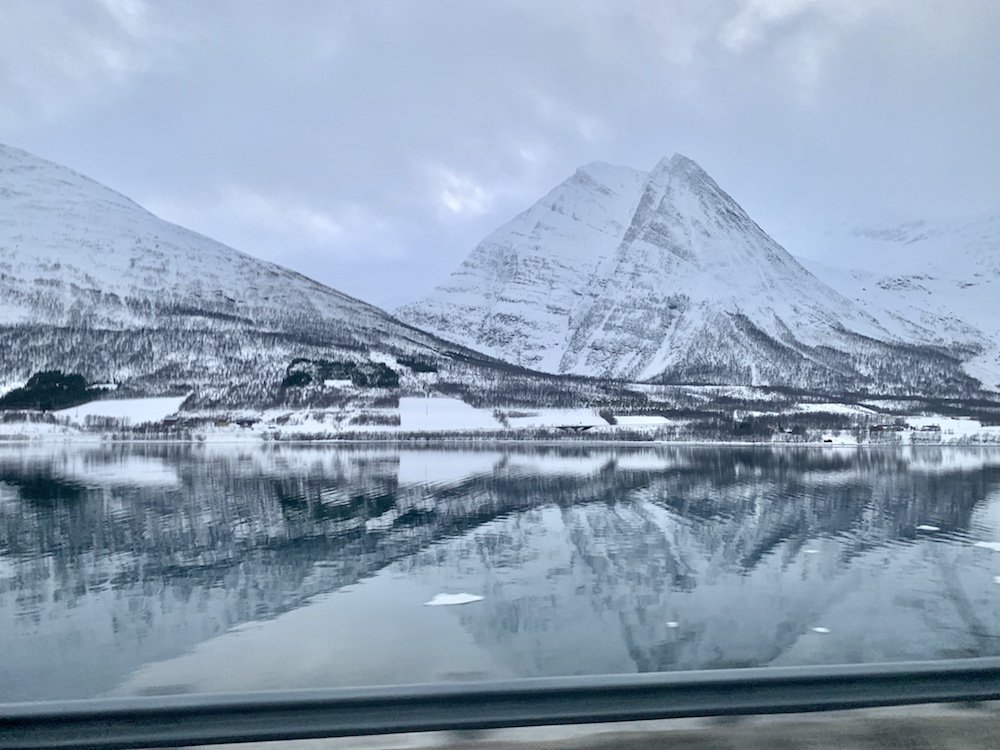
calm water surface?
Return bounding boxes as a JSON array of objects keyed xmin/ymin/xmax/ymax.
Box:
[{"xmin": 2, "ymin": 443, "xmax": 1000, "ymax": 702}]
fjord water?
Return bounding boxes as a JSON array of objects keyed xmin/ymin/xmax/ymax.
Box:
[{"xmin": 2, "ymin": 445, "xmax": 1000, "ymax": 702}]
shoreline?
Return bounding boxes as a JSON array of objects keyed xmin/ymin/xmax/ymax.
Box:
[{"xmin": 1, "ymin": 435, "xmax": 997, "ymax": 449}]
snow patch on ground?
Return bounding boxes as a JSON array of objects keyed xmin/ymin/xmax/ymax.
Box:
[
  {"xmin": 820, "ymin": 433, "xmax": 858, "ymax": 445},
  {"xmin": 0, "ymin": 421, "xmax": 89, "ymax": 440},
  {"xmin": 54, "ymin": 395, "xmax": 188, "ymax": 426},
  {"xmin": 399, "ymin": 397, "xmax": 502, "ymax": 432},
  {"xmin": 614, "ymin": 415, "xmax": 671, "ymax": 427},
  {"xmin": 0, "ymin": 382, "xmax": 24, "ymax": 397},
  {"xmin": 908, "ymin": 416, "xmax": 983, "ymax": 435},
  {"xmin": 507, "ymin": 409, "xmax": 605, "ymax": 429}
]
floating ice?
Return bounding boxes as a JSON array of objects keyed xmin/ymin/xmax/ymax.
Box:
[
  {"xmin": 916, "ymin": 525, "xmax": 940, "ymax": 532},
  {"xmin": 804, "ymin": 549, "xmax": 819, "ymax": 555},
  {"xmin": 424, "ymin": 593, "xmax": 484, "ymax": 607},
  {"xmin": 994, "ymin": 576, "xmax": 1000, "ymax": 585},
  {"xmin": 974, "ymin": 542, "xmax": 1000, "ymax": 552},
  {"xmin": 666, "ymin": 621, "xmax": 679, "ymax": 628},
  {"xmin": 812, "ymin": 627, "xmax": 831, "ymax": 634}
]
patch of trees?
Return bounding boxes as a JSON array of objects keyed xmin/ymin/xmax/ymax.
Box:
[
  {"xmin": 0, "ymin": 371, "xmax": 91, "ymax": 411},
  {"xmin": 280, "ymin": 358, "xmax": 399, "ymax": 389},
  {"xmin": 431, "ymin": 371, "xmax": 642, "ymax": 410},
  {"xmin": 0, "ymin": 411, "xmax": 59, "ymax": 424},
  {"xmin": 734, "ymin": 416, "xmax": 776, "ymax": 438},
  {"xmin": 781, "ymin": 412, "xmax": 854, "ymax": 431},
  {"xmin": 349, "ymin": 412, "xmax": 401, "ymax": 427},
  {"xmin": 397, "ymin": 356, "xmax": 438, "ymax": 373}
]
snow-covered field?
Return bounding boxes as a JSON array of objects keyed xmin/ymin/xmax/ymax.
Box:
[
  {"xmin": 395, "ymin": 398, "xmax": 672, "ymax": 433},
  {"xmin": 3, "ymin": 392, "xmax": 999, "ymax": 446},
  {"xmin": 819, "ymin": 433, "xmax": 859, "ymax": 446},
  {"xmin": 399, "ymin": 397, "xmax": 502, "ymax": 431},
  {"xmin": 614, "ymin": 415, "xmax": 671, "ymax": 427},
  {"xmin": 907, "ymin": 416, "xmax": 982, "ymax": 434},
  {"xmin": 54, "ymin": 395, "xmax": 188, "ymax": 426},
  {"xmin": 0, "ymin": 421, "xmax": 91, "ymax": 440},
  {"xmin": 506, "ymin": 409, "xmax": 605, "ymax": 430}
]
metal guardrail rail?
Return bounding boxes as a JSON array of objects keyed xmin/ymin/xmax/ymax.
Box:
[{"xmin": 2, "ymin": 658, "xmax": 1000, "ymax": 749}]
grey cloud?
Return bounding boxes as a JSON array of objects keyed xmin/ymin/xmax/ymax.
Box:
[
  {"xmin": 0, "ymin": 0, "xmax": 997, "ymax": 306},
  {"xmin": 0, "ymin": 0, "xmax": 180, "ymax": 125}
]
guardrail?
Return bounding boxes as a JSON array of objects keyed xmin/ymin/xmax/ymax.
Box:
[{"xmin": 2, "ymin": 658, "xmax": 1000, "ymax": 749}]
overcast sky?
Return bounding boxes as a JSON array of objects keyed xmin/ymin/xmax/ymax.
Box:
[{"xmin": 2, "ymin": 0, "xmax": 998, "ymax": 308}]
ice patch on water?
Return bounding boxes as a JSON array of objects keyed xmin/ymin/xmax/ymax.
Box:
[
  {"xmin": 916, "ymin": 525, "xmax": 940, "ymax": 531},
  {"xmin": 993, "ymin": 576, "xmax": 1000, "ymax": 585},
  {"xmin": 812, "ymin": 627, "xmax": 831, "ymax": 634},
  {"xmin": 804, "ymin": 549, "xmax": 819, "ymax": 555},
  {"xmin": 974, "ymin": 542, "xmax": 1000, "ymax": 552},
  {"xmin": 424, "ymin": 593, "xmax": 484, "ymax": 606},
  {"xmin": 666, "ymin": 621, "xmax": 679, "ymax": 628}
]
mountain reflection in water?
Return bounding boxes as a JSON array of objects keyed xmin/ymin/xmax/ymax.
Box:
[{"xmin": 1, "ymin": 444, "xmax": 999, "ymax": 701}]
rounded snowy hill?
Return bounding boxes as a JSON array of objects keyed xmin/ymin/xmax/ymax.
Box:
[
  {"xmin": 0, "ymin": 143, "xmax": 488, "ymax": 405},
  {"xmin": 398, "ymin": 155, "xmax": 978, "ymax": 395},
  {"xmin": 0, "ymin": 143, "xmax": 427, "ymax": 343}
]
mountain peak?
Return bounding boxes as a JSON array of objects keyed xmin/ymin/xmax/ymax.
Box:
[
  {"xmin": 399, "ymin": 151, "xmax": 980, "ymax": 394},
  {"xmin": 569, "ymin": 154, "xmax": 710, "ymax": 193},
  {"xmin": 571, "ymin": 160, "xmax": 646, "ymax": 191},
  {"xmin": 0, "ymin": 141, "xmax": 144, "ymax": 215},
  {"xmin": 653, "ymin": 153, "xmax": 702, "ymax": 174}
]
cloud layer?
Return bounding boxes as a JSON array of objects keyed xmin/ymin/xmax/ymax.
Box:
[{"xmin": 2, "ymin": 0, "xmax": 998, "ymax": 306}]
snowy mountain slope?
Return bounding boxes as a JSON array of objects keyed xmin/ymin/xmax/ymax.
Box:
[
  {"xmin": 800, "ymin": 214, "xmax": 1000, "ymax": 388},
  {"xmin": 399, "ymin": 155, "xmax": 977, "ymax": 395},
  {"xmin": 398, "ymin": 162, "xmax": 650, "ymax": 372},
  {"xmin": 0, "ymin": 143, "xmax": 431, "ymax": 343},
  {"xmin": 0, "ymin": 143, "xmax": 509, "ymax": 406}
]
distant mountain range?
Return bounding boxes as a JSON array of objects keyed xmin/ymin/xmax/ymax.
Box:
[
  {"xmin": 799, "ymin": 214, "xmax": 1000, "ymax": 389},
  {"xmin": 0, "ymin": 142, "xmax": 994, "ymax": 410},
  {"xmin": 398, "ymin": 155, "xmax": 983, "ymax": 395}
]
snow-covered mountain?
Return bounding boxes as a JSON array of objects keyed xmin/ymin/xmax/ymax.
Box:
[
  {"xmin": 398, "ymin": 155, "xmax": 976, "ymax": 395},
  {"xmin": 2, "ymin": 141, "xmax": 989, "ymax": 408},
  {"xmin": 0, "ymin": 143, "xmax": 499, "ymax": 406},
  {"xmin": 799, "ymin": 214, "xmax": 1000, "ymax": 389}
]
